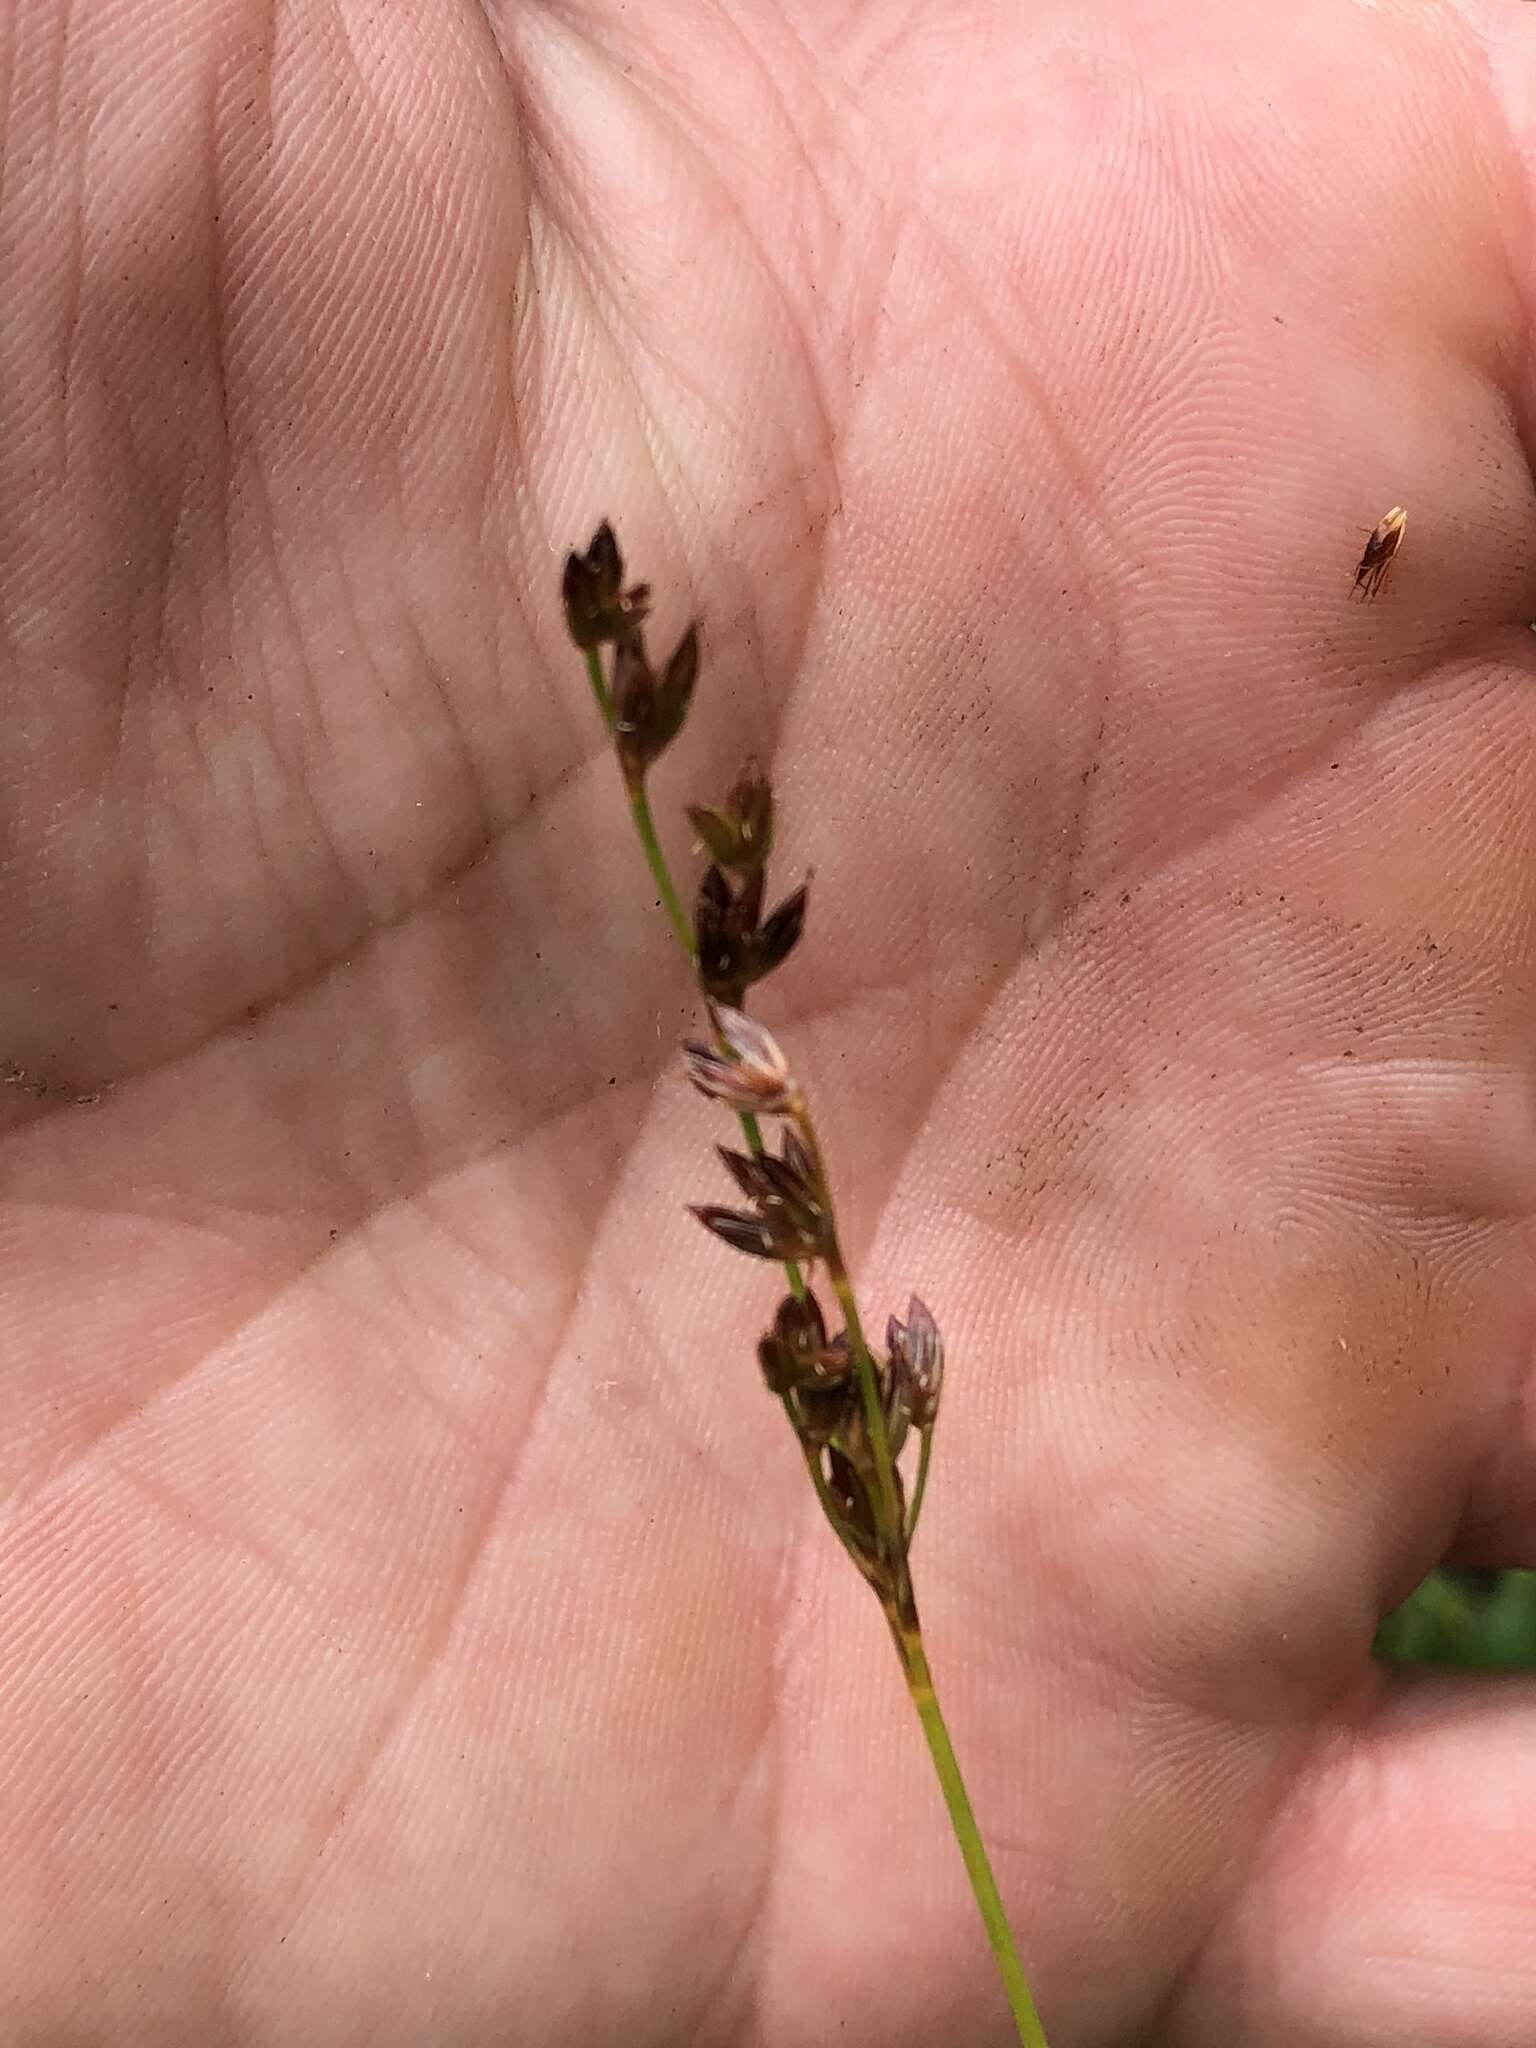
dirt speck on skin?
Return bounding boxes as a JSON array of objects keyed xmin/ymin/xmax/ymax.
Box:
[{"xmin": 0, "ymin": 1060, "xmax": 105, "ymax": 1108}]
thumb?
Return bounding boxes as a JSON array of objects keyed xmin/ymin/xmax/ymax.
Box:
[{"xmin": 1172, "ymin": 1671, "xmax": 1536, "ymax": 2044}]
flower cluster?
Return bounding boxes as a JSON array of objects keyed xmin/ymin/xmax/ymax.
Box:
[
  {"xmin": 564, "ymin": 521, "xmax": 946, "ymax": 1600},
  {"xmin": 564, "ymin": 521, "xmax": 696, "ymax": 786}
]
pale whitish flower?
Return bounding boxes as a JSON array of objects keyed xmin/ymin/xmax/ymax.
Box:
[{"xmin": 681, "ymin": 1001, "xmax": 796, "ymax": 1114}]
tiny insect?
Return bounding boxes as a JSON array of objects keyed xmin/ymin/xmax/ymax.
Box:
[{"xmin": 1352, "ymin": 505, "xmax": 1406, "ymax": 599}]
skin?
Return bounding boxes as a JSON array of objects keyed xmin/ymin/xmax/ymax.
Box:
[{"xmin": 1, "ymin": 0, "xmax": 1535, "ymax": 2041}]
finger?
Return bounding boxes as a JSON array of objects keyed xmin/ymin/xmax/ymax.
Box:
[
  {"xmin": 0, "ymin": 0, "xmax": 537, "ymax": 1073},
  {"xmin": 1168, "ymin": 1669, "xmax": 1536, "ymax": 2045},
  {"xmin": 1425, "ymin": 0, "xmax": 1536, "ymax": 1573}
]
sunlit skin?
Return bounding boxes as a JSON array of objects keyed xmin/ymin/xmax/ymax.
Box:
[{"xmin": 2, "ymin": 2, "xmax": 1536, "ymax": 2043}]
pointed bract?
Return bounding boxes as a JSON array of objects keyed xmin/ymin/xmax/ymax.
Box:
[
  {"xmin": 693, "ymin": 862, "xmax": 766, "ymax": 1003},
  {"xmin": 756, "ymin": 882, "xmax": 809, "ymax": 977},
  {"xmin": 691, "ymin": 1203, "xmax": 804, "ymax": 1261},
  {"xmin": 658, "ymin": 623, "xmax": 699, "ymax": 730},
  {"xmin": 716, "ymin": 1144, "xmax": 778, "ymax": 1205},
  {"xmin": 827, "ymin": 1446, "xmax": 878, "ymax": 1542},
  {"xmin": 612, "ymin": 624, "xmax": 695, "ymax": 779},
  {"xmin": 793, "ymin": 1374, "xmax": 858, "ymax": 1447},
  {"xmin": 825, "ymin": 1444, "xmax": 903, "ymax": 1575},
  {"xmin": 694, "ymin": 865, "xmax": 735, "ymax": 988},
  {"xmin": 758, "ymin": 1329, "xmax": 800, "ymax": 1396},
  {"xmin": 716, "ymin": 1142, "xmax": 810, "ymax": 1214},
  {"xmin": 712, "ymin": 1140, "xmax": 824, "ymax": 1257},
  {"xmin": 692, "ymin": 860, "xmax": 800, "ymax": 1001}
]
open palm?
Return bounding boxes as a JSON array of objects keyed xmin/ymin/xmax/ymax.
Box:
[{"xmin": 4, "ymin": 2, "xmax": 1536, "ymax": 2042}]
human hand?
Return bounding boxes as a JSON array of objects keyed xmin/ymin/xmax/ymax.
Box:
[{"xmin": 3, "ymin": 2, "xmax": 1535, "ymax": 2042}]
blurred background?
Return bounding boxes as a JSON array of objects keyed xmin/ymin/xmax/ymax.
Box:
[{"xmin": 1376, "ymin": 1568, "xmax": 1536, "ymax": 1669}]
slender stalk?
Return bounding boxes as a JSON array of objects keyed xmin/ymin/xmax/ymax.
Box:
[
  {"xmin": 906, "ymin": 1426, "xmax": 935, "ymax": 1543},
  {"xmin": 586, "ymin": 645, "xmax": 696, "ymax": 958},
  {"xmin": 891, "ymin": 1609, "xmax": 1051, "ymax": 2048},
  {"xmin": 583, "ymin": 646, "xmax": 617, "ymax": 732},
  {"xmin": 625, "ymin": 773, "xmax": 695, "ymax": 955}
]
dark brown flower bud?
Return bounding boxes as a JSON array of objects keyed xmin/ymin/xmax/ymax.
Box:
[
  {"xmin": 714, "ymin": 1132, "xmax": 825, "ymax": 1255},
  {"xmin": 754, "ymin": 882, "xmax": 809, "ymax": 978},
  {"xmin": 613, "ymin": 623, "xmax": 698, "ymax": 780},
  {"xmin": 773, "ymin": 1289, "xmax": 828, "ymax": 1364},
  {"xmin": 562, "ymin": 522, "xmax": 651, "ymax": 648},
  {"xmin": 694, "ymin": 863, "xmax": 768, "ymax": 1005},
  {"xmin": 691, "ymin": 1203, "xmax": 808, "ymax": 1261},
  {"xmin": 715, "ymin": 1144, "xmax": 781, "ymax": 1205},
  {"xmin": 758, "ymin": 1329, "xmax": 800, "ymax": 1396},
  {"xmin": 706, "ymin": 1146, "xmax": 821, "ymax": 1260},
  {"xmin": 682, "ymin": 1004, "xmax": 796, "ymax": 1114},
  {"xmin": 694, "ymin": 864, "xmax": 746, "ymax": 1000},
  {"xmin": 827, "ymin": 1444, "xmax": 875, "ymax": 1533},
  {"xmin": 760, "ymin": 1292, "xmax": 854, "ymax": 1409},
  {"xmin": 791, "ymin": 1327, "xmax": 856, "ymax": 1439},
  {"xmin": 693, "ymin": 865, "xmax": 807, "ymax": 1001},
  {"xmin": 794, "ymin": 1373, "xmax": 859, "ymax": 1447},
  {"xmin": 659, "ymin": 622, "xmax": 698, "ymax": 720},
  {"xmin": 825, "ymin": 1444, "xmax": 900, "ymax": 1575}
]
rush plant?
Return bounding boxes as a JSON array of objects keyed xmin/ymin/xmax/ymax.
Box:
[{"xmin": 563, "ymin": 524, "xmax": 1051, "ymax": 2048}]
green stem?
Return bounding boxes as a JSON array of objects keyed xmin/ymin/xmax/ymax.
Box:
[
  {"xmin": 892, "ymin": 1611, "xmax": 1051, "ymax": 2048},
  {"xmin": 905, "ymin": 1425, "xmax": 934, "ymax": 1543},
  {"xmin": 625, "ymin": 771, "xmax": 695, "ymax": 956},
  {"xmin": 583, "ymin": 645, "xmax": 618, "ymax": 732},
  {"xmin": 585, "ymin": 643, "xmax": 694, "ymax": 959}
]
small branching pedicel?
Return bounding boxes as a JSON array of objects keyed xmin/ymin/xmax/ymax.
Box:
[{"xmin": 564, "ymin": 524, "xmax": 1051, "ymax": 2048}]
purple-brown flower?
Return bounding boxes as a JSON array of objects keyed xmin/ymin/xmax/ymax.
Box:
[
  {"xmin": 562, "ymin": 521, "xmax": 651, "ymax": 648},
  {"xmin": 887, "ymin": 1296, "xmax": 944, "ymax": 1431},
  {"xmin": 694, "ymin": 1126, "xmax": 827, "ymax": 1266},
  {"xmin": 612, "ymin": 623, "xmax": 698, "ymax": 780},
  {"xmin": 693, "ymin": 861, "xmax": 808, "ymax": 1005}
]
